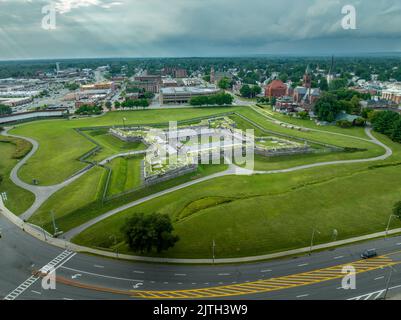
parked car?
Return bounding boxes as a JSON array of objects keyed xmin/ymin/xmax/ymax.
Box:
[{"xmin": 361, "ymin": 249, "xmax": 377, "ymax": 259}]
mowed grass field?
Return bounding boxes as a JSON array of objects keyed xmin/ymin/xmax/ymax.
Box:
[
  {"xmin": 106, "ymin": 156, "xmax": 143, "ymax": 196},
  {"xmin": 10, "ymin": 107, "xmax": 240, "ymax": 185},
  {"xmin": 7, "ymin": 105, "xmax": 401, "ymax": 259},
  {"xmin": 73, "ymin": 133, "xmax": 401, "ymax": 258},
  {"xmin": 9, "ymin": 106, "xmax": 382, "ymax": 186},
  {"xmin": 29, "ymin": 163, "xmax": 228, "ymax": 233},
  {"xmin": 0, "ymin": 137, "xmax": 35, "ymax": 215},
  {"xmin": 83, "ymin": 129, "xmax": 147, "ymax": 162},
  {"xmin": 29, "ymin": 166, "xmax": 106, "ymax": 231}
]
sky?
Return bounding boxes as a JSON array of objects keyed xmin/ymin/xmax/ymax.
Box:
[{"xmin": 0, "ymin": 0, "xmax": 401, "ymax": 60}]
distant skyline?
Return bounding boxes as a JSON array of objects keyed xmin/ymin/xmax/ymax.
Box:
[{"xmin": 1, "ymin": 0, "xmax": 401, "ymax": 60}]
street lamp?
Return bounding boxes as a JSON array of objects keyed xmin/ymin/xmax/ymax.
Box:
[
  {"xmin": 122, "ymin": 117, "xmax": 127, "ymax": 130},
  {"xmin": 385, "ymin": 214, "xmax": 398, "ymax": 239},
  {"xmin": 309, "ymin": 228, "xmax": 321, "ymax": 256}
]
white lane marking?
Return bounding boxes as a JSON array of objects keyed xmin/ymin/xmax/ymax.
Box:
[
  {"xmin": 3, "ymin": 250, "xmax": 76, "ymax": 301},
  {"xmin": 348, "ymin": 284, "xmax": 401, "ymax": 300},
  {"xmin": 396, "ymin": 243, "xmax": 401, "ymax": 246},
  {"xmin": 374, "ymin": 276, "xmax": 385, "ymax": 281},
  {"xmin": 63, "ymin": 298, "xmax": 73, "ymax": 300},
  {"xmin": 261, "ymin": 269, "xmax": 272, "ymax": 273},
  {"xmin": 191, "ymin": 283, "xmax": 197, "ymax": 285},
  {"xmin": 60, "ymin": 266, "xmax": 143, "ymax": 282},
  {"xmin": 174, "ymin": 273, "xmax": 187, "ymax": 276},
  {"xmin": 298, "ymin": 263, "xmax": 309, "ymax": 267},
  {"xmin": 93, "ymin": 265, "xmax": 104, "ymax": 269},
  {"xmin": 178, "ymin": 282, "xmax": 183, "ymax": 285},
  {"xmin": 334, "ymin": 256, "xmax": 344, "ymax": 260},
  {"xmin": 218, "ymin": 273, "xmax": 231, "ymax": 276},
  {"xmin": 31, "ymin": 290, "xmax": 41, "ymax": 295},
  {"xmin": 133, "ymin": 271, "xmax": 144, "ymax": 274},
  {"xmin": 296, "ymin": 294, "xmax": 309, "ymax": 298}
]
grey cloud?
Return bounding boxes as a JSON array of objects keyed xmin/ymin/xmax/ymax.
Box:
[{"xmin": 0, "ymin": 0, "xmax": 400, "ymax": 59}]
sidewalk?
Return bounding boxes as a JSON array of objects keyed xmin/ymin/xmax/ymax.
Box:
[{"xmin": 2, "ymin": 198, "xmax": 401, "ymax": 265}]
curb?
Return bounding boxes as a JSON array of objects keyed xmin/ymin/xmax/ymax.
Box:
[{"xmin": 2, "ymin": 198, "xmax": 401, "ymax": 265}]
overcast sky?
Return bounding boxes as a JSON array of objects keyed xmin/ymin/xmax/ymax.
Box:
[{"xmin": 0, "ymin": 0, "xmax": 400, "ymax": 60}]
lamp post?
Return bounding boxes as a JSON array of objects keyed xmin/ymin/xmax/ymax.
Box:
[
  {"xmin": 385, "ymin": 214, "xmax": 397, "ymax": 239},
  {"xmin": 309, "ymin": 228, "xmax": 321, "ymax": 256},
  {"xmin": 122, "ymin": 117, "xmax": 127, "ymax": 130}
]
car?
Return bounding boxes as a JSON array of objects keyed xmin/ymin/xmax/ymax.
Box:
[{"xmin": 361, "ymin": 249, "xmax": 377, "ymax": 259}]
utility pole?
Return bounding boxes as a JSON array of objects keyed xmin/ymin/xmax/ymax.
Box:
[
  {"xmin": 309, "ymin": 228, "xmax": 321, "ymax": 256},
  {"xmin": 383, "ymin": 266, "xmax": 396, "ymax": 300},
  {"xmin": 50, "ymin": 210, "xmax": 58, "ymax": 236}
]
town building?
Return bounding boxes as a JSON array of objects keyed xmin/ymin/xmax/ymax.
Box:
[
  {"xmin": 159, "ymin": 87, "xmax": 220, "ymax": 104},
  {"xmin": 381, "ymin": 83, "xmax": 401, "ymax": 104},
  {"xmin": 265, "ymin": 80, "xmax": 288, "ymax": 98}
]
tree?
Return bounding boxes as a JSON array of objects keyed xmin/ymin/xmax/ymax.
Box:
[
  {"xmin": 114, "ymin": 101, "xmax": 121, "ymax": 109},
  {"xmin": 314, "ymin": 93, "xmax": 343, "ymax": 122},
  {"xmin": 318, "ymin": 78, "xmax": 329, "ymax": 91},
  {"xmin": 122, "ymin": 212, "xmax": 179, "ymax": 253},
  {"xmin": 393, "ymin": 201, "xmax": 401, "ymax": 220},
  {"xmin": 0, "ymin": 104, "xmax": 12, "ymax": 116},
  {"xmin": 240, "ymin": 84, "xmax": 252, "ymax": 98},
  {"xmin": 391, "ymin": 118, "xmax": 401, "ymax": 143},
  {"xmin": 370, "ymin": 110, "xmax": 400, "ymax": 136},
  {"xmin": 218, "ymin": 77, "xmax": 230, "ymax": 90},
  {"xmin": 105, "ymin": 101, "xmax": 112, "ymax": 110}
]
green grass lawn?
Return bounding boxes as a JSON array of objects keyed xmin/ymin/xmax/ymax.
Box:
[
  {"xmin": 0, "ymin": 137, "xmax": 35, "ymax": 215},
  {"xmin": 7, "ymin": 105, "xmax": 401, "ymax": 259},
  {"xmin": 72, "ymin": 133, "xmax": 401, "ymax": 258},
  {"xmin": 29, "ymin": 166, "xmax": 106, "ymax": 232},
  {"xmin": 29, "ymin": 163, "xmax": 228, "ymax": 233},
  {"xmin": 83, "ymin": 129, "xmax": 147, "ymax": 162},
  {"xmin": 10, "ymin": 107, "xmax": 239, "ymax": 185},
  {"xmin": 106, "ymin": 156, "xmax": 143, "ymax": 196}
]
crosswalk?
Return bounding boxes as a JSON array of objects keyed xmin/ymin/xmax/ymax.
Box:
[
  {"xmin": 3, "ymin": 250, "xmax": 76, "ymax": 300},
  {"xmin": 129, "ymin": 256, "xmax": 396, "ymax": 299}
]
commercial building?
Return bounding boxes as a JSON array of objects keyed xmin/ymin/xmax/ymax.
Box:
[
  {"xmin": 160, "ymin": 87, "xmax": 220, "ymax": 104},
  {"xmin": 381, "ymin": 84, "xmax": 401, "ymax": 104},
  {"xmin": 80, "ymin": 82, "xmax": 115, "ymax": 91}
]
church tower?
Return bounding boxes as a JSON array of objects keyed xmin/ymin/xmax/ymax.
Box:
[
  {"xmin": 303, "ymin": 65, "xmax": 312, "ymax": 89},
  {"xmin": 210, "ymin": 67, "xmax": 215, "ymax": 84}
]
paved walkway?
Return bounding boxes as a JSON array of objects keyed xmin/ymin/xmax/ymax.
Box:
[
  {"xmin": 3, "ymin": 128, "xmax": 93, "ymax": 220},
  {"xmin": 1, "ymin": 112, "xmax": 395, "ymax": 261},
  {"xmin": 63, "ymin": 127, "xmax": 392, "ymax": 240}
]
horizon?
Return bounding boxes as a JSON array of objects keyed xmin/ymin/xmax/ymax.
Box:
[{"xmin": 1, "ymin": 0, "xmax": 401, "ymax": 60}]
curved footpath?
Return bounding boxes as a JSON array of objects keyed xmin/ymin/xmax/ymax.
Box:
[
  {"xmin": 63, "ymin": 127, "xmax": 392, "ymax": 241},
  {"xmin": 0, "ymin": 119, "xmax": 396, "ymax": 263},
  {"xmin": 2, "ymin": 128, "xmax": 93, "ymax": 220}
]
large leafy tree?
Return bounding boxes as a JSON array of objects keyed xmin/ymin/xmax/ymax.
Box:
[
  {"xmin": 122, "ymin": 213, "xmax": 179, "ymax": 253},
  {"xmin": 313, "ymin": 93, "xmax": 343, "ymax": 122}
]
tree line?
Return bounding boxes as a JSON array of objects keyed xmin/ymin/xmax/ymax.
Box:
[
  {"xmin": 370, "ymin": 110, "xmax": 401, "ymax": 143},
  {"xmin": 190, "ymin": 92, "xmax": 233, "ymax": 106}
]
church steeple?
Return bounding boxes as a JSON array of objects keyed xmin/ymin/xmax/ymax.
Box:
[{"xmin": 303, "ymin": 65, "xmax": 312, "ymax": 89}]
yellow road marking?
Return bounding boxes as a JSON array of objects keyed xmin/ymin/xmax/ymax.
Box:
[{"xmin": 129, "ymin": 255, "xmax": 397, "ymax": 299}]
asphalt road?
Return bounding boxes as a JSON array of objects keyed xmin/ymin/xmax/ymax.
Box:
[{"xmin": 2, "ymin": 214, "xmax": 401, "ymax": 300}]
